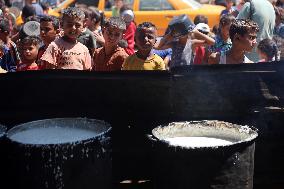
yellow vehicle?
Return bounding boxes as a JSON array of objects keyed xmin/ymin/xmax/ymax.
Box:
[
  {"xmin": 17, "ymin": 0, "xmax": 224, "ymax": 36},
  {"xmin": 16, "ymin": 0, "xmax": 75, "ymax": 25},
  {"xmin": 97, "ymin": 0, "xmax": 225, "ymax": 35}
]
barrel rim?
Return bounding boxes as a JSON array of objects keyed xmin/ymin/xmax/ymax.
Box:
[
  {"xmin": 6, "ymin": 117, "xmax": 111, "ymax": 146},
  {"xmin": 151, "ymin": 120, "xmax": 258, "ymax": 149},
  {"xmin": 0, "ymin": 123, "xmax": 7, "ymax": 137}
]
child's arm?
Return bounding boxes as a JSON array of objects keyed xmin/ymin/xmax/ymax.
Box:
[
  {"xmin": 40, "ymin": 42, "xmax": 58, "ymax": 69},
  {"xmin": 154, "ymin": 32, "xmax": 174, "ymax": 50},
  {"xmin": 191, "ymin": 29, "xmax": 215, "ymax": 50}
]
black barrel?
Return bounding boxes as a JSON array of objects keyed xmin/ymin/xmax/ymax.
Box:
[
  {"xmin": 150, "ymin": 120, "xmax": 258, "ymax": 189},
  {"xmin": 0, "ymin": 124, "xmax": 7, "ymax": 183},
  {"xmin": 6, "ymin": 118, "xmax": 111, "ymax": 189}
]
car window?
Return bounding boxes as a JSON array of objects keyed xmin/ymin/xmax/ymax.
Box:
[
  {"xmin": 105, "ymin": 0, "xmax": 134, "ymax": 10},
  {"xmin": 139, "ymin": 0, "xmax": 174, "ymax": 11}
]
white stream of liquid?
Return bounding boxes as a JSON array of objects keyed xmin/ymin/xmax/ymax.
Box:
[
  {"xmin": 164, "ymin": 137, "xmax": 233, "ymax": 147},
  {"xmin": 9, "ymin": 127, "xmax": 99, "ymax": 144}
]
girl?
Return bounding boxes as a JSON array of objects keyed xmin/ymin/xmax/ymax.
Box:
[
  {"xmin": 208, "ymin": 14, "xmax": 235, "ymax": 54},
  {"xmin": 257, "ymin": 38, "xmax": 278, "ymax": 62}
]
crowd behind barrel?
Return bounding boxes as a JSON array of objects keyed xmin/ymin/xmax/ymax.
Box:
[{"xmin": 0, "ymin": 0, "xmax": 283, "ymax": 73}]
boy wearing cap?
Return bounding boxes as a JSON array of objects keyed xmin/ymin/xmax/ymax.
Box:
[
  {"xmin": 155, "ymin": 14, "xmax": 214, "ymax": 69},
  {"xmin": 121, "ymin": 9, "xmax": 136, "ymax": 55}
]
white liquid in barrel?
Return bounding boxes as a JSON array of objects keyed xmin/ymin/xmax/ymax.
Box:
[
  {"xmin": 9, "ymin": 127, "xmax": 99, "ymax": 144},
  {"xmin": 164, "ymin": 137, "xmax": 233, "ymax": 147}
]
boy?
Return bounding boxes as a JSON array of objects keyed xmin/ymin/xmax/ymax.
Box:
[
  {"xmin": 0, "ymin": 18, "xmax": 20, "ymax": 72},
  {"xmin": 92, "ymin": 17, "xmax": 128, "ymax": 71},
  {"xmin": 37, "ymin": 15, "xmax": 60, "ymax": 69},
  {"xmin": 208, "ymin": 19, "xmax": 259, "ymax": 64},
  {"xmin": 40, "ymin": 7, "xmax": 92, "ymax": 70},
  {"xmin": 17, "ymin": 36, "xmax": 40, "ymax": 71},
  {"xmin": 78, "ymin": 8, "xmax": 97, "ymax": 56},
  {"xmin": 122, "ymin": 22, "xmax": 166, "ymax": 70}
]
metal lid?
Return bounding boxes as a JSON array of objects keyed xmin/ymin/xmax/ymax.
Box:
[
  {"xmin": 22, "ymin": 21, "xmax": 40, "ymax": 37},
  {"xmin": 168, "ymin": 14, "xmax": 195, "ymax": 38}
]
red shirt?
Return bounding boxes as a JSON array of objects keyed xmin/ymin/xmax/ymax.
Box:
[
  {"xmin": 123, "ymin": 22, "xmax": 136, "ymax": 55},
  {"xmin": 93, "ymin": 46, "xmax": 128, "ymax": 71},
  {"xmin": 193, "ymin": 46, "xmax": 206, "ymax": 65},
  {"xmin": 17, "ymin": 63, "xmax": 39, "ymax": 71}
]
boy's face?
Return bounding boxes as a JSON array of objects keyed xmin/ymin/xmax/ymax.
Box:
[
  {"xmin": 103, "ymin": 26, "xmax": 123, "ymax": 46},
  {"xmin": 40, "ymin": 21, "xmax": 58, "ymax": 45},
  {"xmin": 21, "ymin": 44, "xmax": 39, "ymax": 61},
  {"xmin": 135, "ymin": 27, "xmax": 157, "ymax": 51},
  {"xmin": 62, "ymin": 16, "xmax": 84, "ymax": 40},
  {"xmin": 238, "ymin": 31, "xmax": 257, "ymax": 52}
]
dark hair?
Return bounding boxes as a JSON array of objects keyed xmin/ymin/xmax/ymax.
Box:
[
  {"xmin": 88, "ymin": 7, "xmax": 102, "ymax": 25},
  {"xmin": 25, "ymin": 15, "xmax": 40, "ymax": 22},
  {"xmin": 136, "ymin": 22, "xmax": 157, "ymax": 33},
  {"xmin": 19, "ymin": 36, "xmax": 41, "ymax": 48},
  {"xmin": 194, "ymin": 15, "xmax": 208, "ymax": 25},
  {"xmin": 276, "ymin": 0, "xmax": 284, "ymax": 7},
  {"xmin": 22, "ymin": 5, "xmax": 36, "ymax": 21},
  {"xmin": 257, "ymin": 38, "xmax": 278, "ymax": 61},
  {"xmin": 40, "ymin": 2, "xmax": 49, "ymax": 11},
  {"xmin": 229, "ymin": 19, "xmax": 259, "ymax": 40},
  {"xmin": 104, "ymin": 17, "xmax": 126, "ymax": 30},
  {"xmin": 0, "ymin": 18, "xmax": 10, "ymax": 33},
  {"xmin": 81, "ymin": 7, "xmax": 92, "ymax": 20},
  {"xmin": 62, "ymin": 7, "xmax": 85, "ymax": 21},
  {"xmin": 219, "ymin": 14, "xmax": 235, "ymax": 27},
  {"xmin": 40, "ymin": 15, "xmax": 60, "ymax": 30}
]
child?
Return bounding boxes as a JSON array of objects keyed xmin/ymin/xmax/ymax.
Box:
[
  {"xmin": 40, "ymin": 7, "xmax": 92, "ymax": 70},
  {"xmin": 120, "ymin": 9, "xmax": 136, "ymax": 55},
  {"xmin": 122, "ymin": 22, "xmax": 166, "ymax": 70},
  {"xmin": 155, "ymin": 15, "xmax": 215, "ymax": 69},
  {"xmin": 78, "ymin": 8, "xmax": 97, "ymax": 56},
  {"xmin": 208, "ymin": 19, "xmax": 259, "ymax": 64},
  {"xmin": 17, "ymin": 36, "xmax": 40, "ymax": 71},
  {"xmin": 37, "ymin": 15, "xmax": 60, "ymax": 69},
  {"xmin": 88, "ymin": 7, "xmax": 104, "ymax": 48},
  {"xmin": 92, "ymin": 17, "xmax": 128, "ymax": 71},
  {"xmin": 257, "ymin": 38, "xmax": 278, "ymax": 62},
  {"xmin": 220, "ymin": 0, "xmax": 236, "ymax": 16},
  {"xmin": 0, "ymin": 18, "xmax": 20, "ymax": 72},
  {"xmin": 208, "ymin": 14, "xmax": 235, "ymax": 54}
]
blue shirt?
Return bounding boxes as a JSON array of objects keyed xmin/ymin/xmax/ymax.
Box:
[
  {"xmin": 0, "ymin": 46, "xmax": 17, "ymax": 72},
  {"xmin": 152, "ymin": 48, "xmax": 172, "ymax": 60}
]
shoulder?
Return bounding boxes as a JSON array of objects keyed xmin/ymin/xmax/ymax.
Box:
[{"xmin": 77, "ymin": 42, "xmax": 89, "ymax": 50}]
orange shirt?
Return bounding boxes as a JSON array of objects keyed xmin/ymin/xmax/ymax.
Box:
[{"xmin": 92, "ymin": 46, "xmax": 128, "ymax": 71}]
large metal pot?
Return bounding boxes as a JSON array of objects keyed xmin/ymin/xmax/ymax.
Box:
[
  {"xmin": 0, "ymin": 124, "xmax": 7, "ymax": 184},
  {"xmin": 6, "ymin": 118, "xmax": 111, "ymax": 189},
  {"xmin": 150, "ymin": 120, "xmax": 258, "ymax": 189}
]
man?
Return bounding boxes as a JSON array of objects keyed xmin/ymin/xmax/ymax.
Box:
[{"xmin": 237, "ymin": 0, "xmax": 275, "ymax": 62}]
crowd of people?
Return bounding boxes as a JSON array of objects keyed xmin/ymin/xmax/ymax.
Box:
[{"xmin": 0, "ymin": 0, "xmax": 283, "ymax": 73}]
